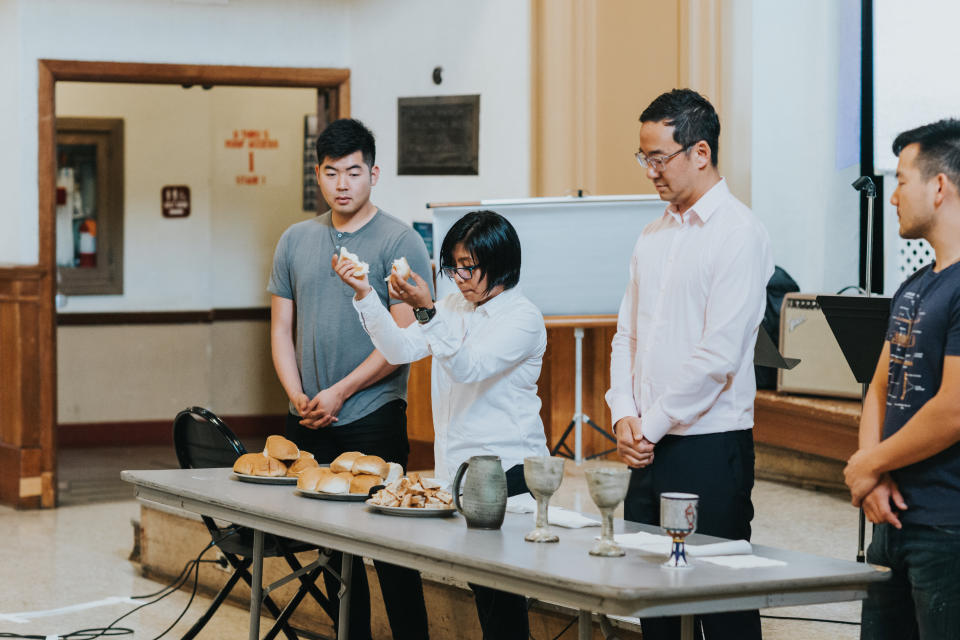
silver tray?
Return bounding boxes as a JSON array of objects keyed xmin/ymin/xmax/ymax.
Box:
[
  {"xmin": 296, "ymin": 489, "xmax": 369, "ymax": 502},
  {"xmin": 233, "ymin": 473, "xmax": 297, "ymax": 485},
  {"xmin": 365, "ymin": 499, "xmax": 457, "ymax": 517}
]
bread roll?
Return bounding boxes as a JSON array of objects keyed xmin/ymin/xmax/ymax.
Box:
[
  {"xmin": 384, "ymin": 462, "xmax": 404, "ymax": 484},
  {"xmin": 349, "ymin": 474, "xmax": 383, "ymax": 495},
  {"xmin": 331, "ymin": 451, "xmax": 363, "ymax": 473},
  {"xmin": 351, "ymin": 455, "xmax": 389, "ymax": 478},
  {"xmin": 338, "ymin": 247, "xmax": 370, "ymax": 278},
  {"xmin": 386, "ymin": 257, "xmax": 411, "ymax": 282},
  {"xmin": 286, "ymin": 455, "xmax": 320, "ymax": 477},
  {"xmin": 235, "ymin": 452, "xmax": 287, "ymax": 477},
  {"xmin": 233, "ymin": 453, "xmax": 264, "ymax": 475},
  {"xmin": 297, "ymin": 467, "xmax": 332, "ymax": 490},
  {"xmin": 316, "ymin": 471, "xmax": 353, "ymax": 494},
  {"xmin": 264, "ymin": 435, "xmax": 300, "ymax": 461}
]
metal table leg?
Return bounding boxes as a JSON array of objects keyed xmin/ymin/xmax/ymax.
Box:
[
  {"xmin": 338, "ymin": 552, "xmax": 353, "ymax": 640},
  {"xmin": 249, "ymin": 530, "xmax": 264, "ymax": 640},
  {"xmin": 578, "ymin": 609, "xmax": 591, "ymax": 640}
]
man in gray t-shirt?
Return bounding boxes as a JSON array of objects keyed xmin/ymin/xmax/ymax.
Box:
[
  {"xmin": 268, "ymin": 208, "xmax": 432, "ymax": 424},
  {"xmin": 269, "ymin": 118, "xmax": 432, "ymax": 640}
]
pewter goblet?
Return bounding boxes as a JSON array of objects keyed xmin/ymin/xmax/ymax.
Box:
[
  {"xmin": 584, "ymin": 461, "xmax": 631, "ymax": 557},
  {"xmin": 660, "ymin": 492, "xmax": 698, "ymax": 568},
  {"xmin": 523, "ymin": 456, "xmax": 565, "ymax": 543}
]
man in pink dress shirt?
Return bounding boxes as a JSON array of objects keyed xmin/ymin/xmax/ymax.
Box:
[{"xmin": 606, "ymin": 89, "xmax": 773, "ymax": 640}]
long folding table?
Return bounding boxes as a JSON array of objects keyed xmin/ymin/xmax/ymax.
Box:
[{"xmin": 122, "ymin": 468, "xmax": 887, "ymax": 640}]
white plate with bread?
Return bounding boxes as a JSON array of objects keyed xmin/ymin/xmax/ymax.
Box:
[
  {"xmin": 232, "ymin": 435, "xmax": 318, "ymax": 484},
  {"xmin": 296, "ymin": 488, "xmax": 373, "ymax": 502},
  {"xmin": 365, "ymin": 473, "xmax": 457, "ymax": 517},
  {"xmin": 233, "ymin": 473, "xmax": 298, "ymax": 485},
  {"xmin": 364, "ymin": 501, "xmax": 456, "ymax": 517},
  {"xmin": 295, "ymin": 451, "xmax": 401, "ymax": 501}
]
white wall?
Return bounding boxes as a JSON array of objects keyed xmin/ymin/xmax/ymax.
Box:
[
  {"xmin": 751, "ymin": 0, "xmax": 861, "ymax": 293},
  {"xmin": 874, "ymin": 0, "xmax": 960, "ymax": 174},
  {"xmin": 346, "ymin": 0, "xmax": 531, "ymax": 224},
  {"xmin": 0, "ymin": 0, "xmax": 22, "ymax": 262},
  {"xmin": 1, "ymin": 0, "xmax": 532, "ymax": 266}
]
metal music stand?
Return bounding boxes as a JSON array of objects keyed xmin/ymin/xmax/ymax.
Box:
[{"xmin": 816, "ymin": 294, "xmax": 890, "ymax": 562}]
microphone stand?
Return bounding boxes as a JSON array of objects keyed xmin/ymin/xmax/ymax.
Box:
[{"xmin": 851, "ymin": 175, "xmax": 877, "ymax": 563}]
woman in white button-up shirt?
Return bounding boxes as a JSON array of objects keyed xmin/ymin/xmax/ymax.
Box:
[{"xmin": 333, "ymin": 210, "xmax": 548, "ymax": 640}]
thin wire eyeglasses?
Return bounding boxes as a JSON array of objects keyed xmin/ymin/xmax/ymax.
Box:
[
  {"xmin": 440, "ymin": 264, "xmax": 480, "ymax": 281},
  {"xmin": 635, "ymin": 143, "xmax": 694, "ymax": 171}
]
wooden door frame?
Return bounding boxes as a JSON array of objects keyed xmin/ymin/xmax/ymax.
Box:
[{"xmin": 27, "ymin": 59, "xmax": 350, "ymax": 509}]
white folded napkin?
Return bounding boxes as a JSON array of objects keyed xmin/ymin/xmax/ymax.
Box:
[
  {"xmin": 612, "ymin": 532, "xmax": 753, "ymax": 557},
  {"xmin": 505, "ymin": 494, "xmax": 600, "ymax": 528},
  {"xmin": 697, "ymin": 555, "xmax": 787, "ymax": 568},
  {"xmin": 506, "ymin": 494, "xmax": 537, "ymax": 513}
]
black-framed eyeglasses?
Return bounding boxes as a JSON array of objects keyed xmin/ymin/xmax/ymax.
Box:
[
  {"xmin": 635, "ymin": 143, "xmax": 694, "ymax": 171},
  {"xmin": 441, "ymin": 264, "xmax": 481, "ymax": 281}
]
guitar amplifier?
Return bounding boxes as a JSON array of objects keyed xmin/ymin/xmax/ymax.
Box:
[{"xmin": 777, "ymin": 293, "xmax": 862, "ymax": 399}]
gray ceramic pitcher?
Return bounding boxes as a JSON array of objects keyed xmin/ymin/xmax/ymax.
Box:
[{"xmin": 452, "ymin": 455, "xmax": 507, "ymax": 529}]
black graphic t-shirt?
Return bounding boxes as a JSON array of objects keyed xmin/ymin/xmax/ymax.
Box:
[{"xmin": 884, "ymin": 262, "xmax": 960, "ymax": 525}]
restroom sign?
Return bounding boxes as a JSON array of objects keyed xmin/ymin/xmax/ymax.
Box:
[{"xmin": 161, "ymin": 185, "xmax": 191, "ymax": 218}]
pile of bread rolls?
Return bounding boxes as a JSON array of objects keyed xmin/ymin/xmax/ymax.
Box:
[
  {"xmin": 297, "ymin": 451, "xmax": 404, "ymax": 495},
  {"xmin": 232, "ymin": 435, "xmax": 319, "ymax": 478},
  {"xmin": 369, "ymin": 473, "xmax": 454, "ymax": 509}
]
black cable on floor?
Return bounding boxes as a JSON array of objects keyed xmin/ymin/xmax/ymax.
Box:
[{"xmin": 0, "ymin": 537, "xmax": 223, "ymax": 640}]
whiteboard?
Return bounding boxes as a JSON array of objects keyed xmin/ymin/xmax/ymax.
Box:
[{"xmin": 428, "ymin": 195, "xmax": 666, "ymax": 316}]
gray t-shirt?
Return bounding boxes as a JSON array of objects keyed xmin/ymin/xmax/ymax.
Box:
[{"xmin": 268, "ymin": 209, "xmax": 434, "ymax": 424}]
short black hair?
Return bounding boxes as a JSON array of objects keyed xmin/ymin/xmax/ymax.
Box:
[
  {"xmin": 639, "ymin": 89, "xmax": 720, "ymax": 167},
  {"xmin": 315, "ymin": 118, "xmax": 376, "ymax": 168},
  {"xmin": 892, "ymin": 119, "xmax": 960, "ymax": 191},
  {"xmin": 440, "ymin": 210, "xmax": 521, "ymax": 294}
]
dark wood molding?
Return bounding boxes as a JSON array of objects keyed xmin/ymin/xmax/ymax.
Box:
[
  {"xmin": 58, "ymin": 414, "xmax": 288, "ymax": 448},
  {"xmin": 39, "ymin": 60, "xmax": 350, "ymax": 89},
  {"xmin": 56, "ymin": 307, "xmax": 270, "ymax": 326}
]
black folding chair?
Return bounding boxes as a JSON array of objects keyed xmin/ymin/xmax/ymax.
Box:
[{"xmin": 172, "ymin": 406, "xmax": 338, "ymax": 640}]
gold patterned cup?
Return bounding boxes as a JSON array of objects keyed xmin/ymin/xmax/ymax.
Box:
[
  {"xmin": 660, "ymin": 492, "xmax": 698, "ymax": 568},
  {"xmin": 523, "ymin": 456, "xmax": 565, "ymax": 543},
  {"xmin": 584, "ymin": 461, "xmax": 631, "ymax": 557}
]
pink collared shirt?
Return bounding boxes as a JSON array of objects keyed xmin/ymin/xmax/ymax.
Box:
[{"xmin": 605, "ymin": 179, "xmax": 774, "ymax": 443}]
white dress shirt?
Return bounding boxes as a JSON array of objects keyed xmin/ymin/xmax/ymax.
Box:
[
  {"xmin": 354, "ymin": 285, "xmax": 549, "ymax": 484},
  {"xmin": 605, "ymin": 179, "xmax": 774, "ymax": 443}
]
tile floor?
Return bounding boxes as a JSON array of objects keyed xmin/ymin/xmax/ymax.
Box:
[{"xmin": 0, "ymin": 446, "xmax": 871, "ymax": 639}]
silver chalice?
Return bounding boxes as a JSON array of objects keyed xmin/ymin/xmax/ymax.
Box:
[
  {"xmin": 523, "ymin": 456, "xmax": 565, "ymax": 543},
  {"xmin": 584, "ymin": 461, "xmax": 631, "ymax": 557}
]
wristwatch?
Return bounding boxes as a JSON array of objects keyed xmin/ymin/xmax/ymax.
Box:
[{"xmin": 414, "ymin": 305, "xmax": 436, "ymax": 324}]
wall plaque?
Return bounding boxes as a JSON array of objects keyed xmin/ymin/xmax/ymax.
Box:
[
  {"xmin": 161, "ymin": 185, "xmax": 190, "ymax": 218},
  {"xmin": 397, "ymin": 95, "xmax": 479, "ymax": 175}
]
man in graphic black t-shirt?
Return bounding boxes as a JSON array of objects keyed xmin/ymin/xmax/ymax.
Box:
[{"xmin": 844, "ymin": 119, "xmax": 960, "ymax": 639}]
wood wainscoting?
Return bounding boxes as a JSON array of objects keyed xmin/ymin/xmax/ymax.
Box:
[{"xmin": 0, "ymin": 266, "xmax": 56, "ymax": 509}]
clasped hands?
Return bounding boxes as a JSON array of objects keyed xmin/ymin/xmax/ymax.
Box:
[
  {"xmin": 844, "ymin": 448, "xmax": 908, "ymax": 529},
  {"xmin": 292, "ymin": 388, "xmax": 343, "ymax": 429},
  {"xmin": 331, "ymin": 254, "xmax": 432, "ymax": 309},
  {"xmin": 615, "ymin": 416, "xmax": 655, "ymax": 468}
]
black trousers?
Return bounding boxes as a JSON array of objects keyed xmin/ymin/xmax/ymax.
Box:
[
  {"xmin": 470, "ymin": 464, "xmax": 530, "ymax": 640},
  {"xmin": 287, "ymin": 400, "xmax": 429, "ymax": 640},
  {"xmin": 623, "ymin": 430, "xmax": 762, "ymax": 640}
]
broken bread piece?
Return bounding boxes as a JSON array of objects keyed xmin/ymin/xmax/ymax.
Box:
[{"xmin": 338, "ymin": 247, "xmax": 370, "ymax": 278}]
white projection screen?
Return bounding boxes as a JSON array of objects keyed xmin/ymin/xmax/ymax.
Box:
[{"xmin": 428, "ymin": 196, "xmax": 666, "ymax": 317}]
